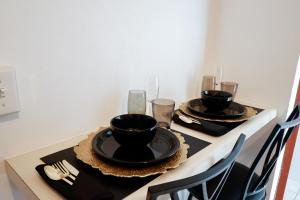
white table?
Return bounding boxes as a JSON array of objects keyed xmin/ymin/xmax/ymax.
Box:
[{"xmin": 5, "ymin": 109, "xmax": 276, "ymax": 200}]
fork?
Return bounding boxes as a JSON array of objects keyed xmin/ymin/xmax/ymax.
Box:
[
  {"xmin": 52, "ymin": 161, "xmax": 76, "ymax": 181},
  {"xmin": 177, "ymin": 112, "xmax": 202, "ymax": 125}
]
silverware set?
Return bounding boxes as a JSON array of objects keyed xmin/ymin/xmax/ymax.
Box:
[
  {"xmin": 44, "ymin": 160, "xmax": 79, "ymax": 185},
  {"xmin": 177, "ymin": 112, "xmax": 201, "ymax": 125}
]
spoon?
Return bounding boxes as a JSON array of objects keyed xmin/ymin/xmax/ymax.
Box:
[
  {"xmin": 178, "ymin": 115, "xmax": 201, "ymax": 125},
  {"xmin": 44, "ymin": 165, "xmax": 73, "ymax": 185}
]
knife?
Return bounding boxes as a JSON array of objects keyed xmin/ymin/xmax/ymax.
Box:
[{"xmin": 62, "ymin": 160, "xmax": 79, "ymax": 176}]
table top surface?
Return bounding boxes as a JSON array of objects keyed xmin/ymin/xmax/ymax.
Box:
[{"xmin": 5, "ymin": 109, "xmax": 277, "ymax": 200}]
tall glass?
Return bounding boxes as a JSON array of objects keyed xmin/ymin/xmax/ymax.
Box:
[
  {"xmin": 214, "ymin": 65, "xmax": 223, "ymax": 90},
  {"xmin": 128, "ymin": 90, "xmax": 146, "ymax": 114},
  {"xmin": 145, "ymin": 74, "xmax": 159, "ymax": 101},
  {"xmin": 145, "ymin": 75, "xmax": 160, "ymax": 115}
]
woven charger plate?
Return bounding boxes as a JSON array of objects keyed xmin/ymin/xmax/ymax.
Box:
[
  {"xmin": 74, "ymin": 127, "xmax": 189, "ymax": 178},
  {"xmin": 179, "ymin": 103, "xmax": 257, "ymax": 123}
]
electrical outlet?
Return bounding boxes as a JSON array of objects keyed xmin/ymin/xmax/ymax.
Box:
[{"xmin": 0, "ymin": 66, "xmax": 20, "ymax": 116}]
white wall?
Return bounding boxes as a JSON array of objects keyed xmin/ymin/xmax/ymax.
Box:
[
  {"xmin": 1, "ymin": 1, "xmax": 300, "ymax": 199},
  {"xmin": 0, "ymin": 0, "xmax": 210, "ymax": 199},
  {"xmin": 203, "ymin": 0, "xmax": 300, "ymax": 199}
]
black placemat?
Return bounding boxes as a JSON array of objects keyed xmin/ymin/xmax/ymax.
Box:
[
  {"xmin": 38, "ymin": 131, "xmax": 210, "ymax": 200},
  {"xmin": 35, "ymin": 164, "xmax": 113, "ymax": 200},
  {"xmin": 173, "ymin": 106, "xmax": 263, "ymax": 136}
]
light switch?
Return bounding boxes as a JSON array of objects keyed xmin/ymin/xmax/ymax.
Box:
[
  {"xmin": 0, "ymin": 66, "xmax": 20, "ymax": 116},
  {"xmin": 0, "ymin": 88, "xmax": 7, "ymax": 98}
]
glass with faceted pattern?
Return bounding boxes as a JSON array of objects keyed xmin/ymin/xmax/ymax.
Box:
[{"xmin": 128, "ymin": 90, "xmax": 146, "ymax": 114}]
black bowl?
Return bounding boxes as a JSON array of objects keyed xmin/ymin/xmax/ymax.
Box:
[
  {"xmin": 201, "ymin": 90, "xmax": 233, "ymax": 112},
  {"xmin": 110, "ymin": 114, "xmax": 158, "ymax": 146}
]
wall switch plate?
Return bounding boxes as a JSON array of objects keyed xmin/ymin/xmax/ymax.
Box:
[{"xmin": 0, "ymin": 66, "xmax": 20, "ymax": 116}]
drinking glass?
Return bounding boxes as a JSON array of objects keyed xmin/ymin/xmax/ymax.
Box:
[
  {"xmin": 215, "ymin": 65, "xmax": 223, "ymax": 89},
  {"xmin": 145, "ymin": 75, "xmax": 159, "ymax": 115},
  {"xmin": 128, "ymin": 90, "xmax": 146, "ymax": 114},
  {"xmin": 152, "ymin": 98, "xmax": 175, "ymax": 128},
  {"xmin": 145, "ymin": 75, "xmax": 159, "ymax": 101},
  {"xmin": 201, "ymin": 75, "xmax": 216, "ymax": 91},
  {"xmin": 221, "ymin": 82, "xmax": 238, "ymax": 100}
]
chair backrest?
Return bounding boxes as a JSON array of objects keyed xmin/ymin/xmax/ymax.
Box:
[
  {"xmin": 146, "ymin": 134, "xmax": 246, "ymax": 200},
  {"xmin": 242, "ymin": 104, "xmax": 300, "ymax": 200}
]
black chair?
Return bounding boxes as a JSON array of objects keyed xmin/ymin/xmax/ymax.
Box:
[
  {"xmin": 146, "ymin": 134, "xmax": 246, "ymax": 200},
  {"xmin": 189, "ymin": 104, "xmax": 300, "ymax": 200}
]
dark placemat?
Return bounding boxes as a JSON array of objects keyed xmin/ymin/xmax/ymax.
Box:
[
  {"xmin": 35, "ymin": 164, "xmax": 113, "ymax": 200},
  {"xmin": 173, "ymin": 106, "xmax": 263, "ymax": 136},
  {"xmin": 39, "ymin": 131, "xmax": 210, "ymax": 200}
]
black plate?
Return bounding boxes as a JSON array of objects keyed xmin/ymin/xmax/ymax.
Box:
[
  {"xmin": 92, "ymin": 127, "xmax": 180, "ymax": 166},
  {"xmin": 187, "ymin": 99, "xmax": 245, "ymax": 119}
]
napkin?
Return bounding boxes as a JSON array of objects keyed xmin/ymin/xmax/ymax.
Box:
[
  {"xmin": 35, "ymin": 164, "xmax": 114, "ymax": 200},
  {"xmin": 172, "ymin": 111, "xmax": 240, "ymax": 136}
]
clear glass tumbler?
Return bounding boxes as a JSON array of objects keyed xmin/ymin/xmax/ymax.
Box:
[
  {"xmin": 128, "ymin": 90, "xmax": 146, "ymax": 114},
  {"xmin": 152, "ymin": 98, "xmax": 175, "ymax": 128},
  {"xmin": 201, "ymin": 75, "xmax": 216, "ymax": 91},
  {"xmin": 221, "ymin": 82, "xmax": 238, "ymax": 100}
]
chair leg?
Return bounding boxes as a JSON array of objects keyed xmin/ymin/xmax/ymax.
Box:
[
  {"xmin": 170, "ymin": 192, "xmax": 180, "ymax": 200},
  {"xmin": 188, "ymin": 193, "xmax": 194, "ymax": 200},
  {"xmin": 262, "ymin": 191, "xmax": 267, "ymax": 200}
]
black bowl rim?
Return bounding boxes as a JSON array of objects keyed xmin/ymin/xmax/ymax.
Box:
[
  {"xmin": 110, "ymin": 114, "xmax": 158, "ymax": 134},
  {"xmin": 202, "ymin": 90, "xmax": 233, "ymax": 99}
]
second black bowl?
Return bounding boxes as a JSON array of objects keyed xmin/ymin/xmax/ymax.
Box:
[
  {"xmin": 201, "ymin": 90, "xmax": 233, "ymax": 112},
  {"xmin": 110, "ymin": 114, "xmax": 158, "ymax": 146}
]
